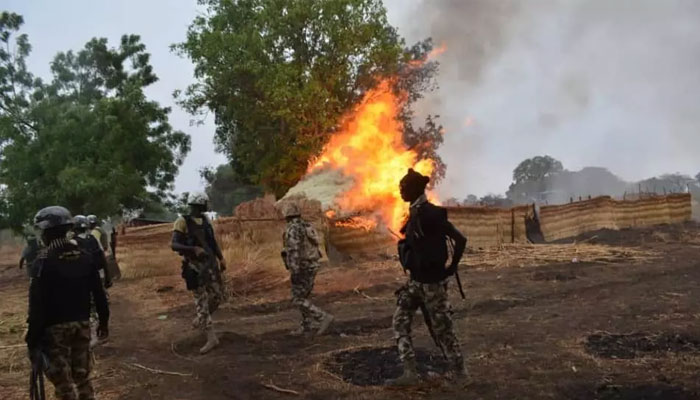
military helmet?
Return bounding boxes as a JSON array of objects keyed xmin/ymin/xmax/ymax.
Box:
[
  {"xmin": 87, "ymin": 214, "xmax": 98, "ymax": 226},
  {"xmin": 187, "ymin": 191, "xmax": 209, "ymax": 206},
  {"xmin": 283, "ymin": 202, "xmax": 301, "ymax": 218},
  {"xmin": 74, "ymin": 215, "xmax": 88, "ymax": 229},
  {"xmin": 34, "ymin": 206, "xmax": 73, "ymax": 231}
]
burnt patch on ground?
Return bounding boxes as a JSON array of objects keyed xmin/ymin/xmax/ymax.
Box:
[
  {"xmin": 328, "ymin": 315, "xmax": 393, "ymax": 336},
  {"xmin": 563, "ymin": 383, "xmax": 698, "ymax": 400},
  {"xmin": 468, "ymin": 298, "xmax": 530, "ymax": 314},
  {"xmin": 585, "ymin": 332, "xmax": 700, "ymax": 359},
  {"xmin": 325, "ymin": 346, "xmax": 449, "ymax": 386},
  {"xmin": 532, "ymin": 270, "xmax": 578, "ymax": 281}
]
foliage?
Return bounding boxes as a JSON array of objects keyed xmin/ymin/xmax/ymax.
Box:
[
  {"xmin": 200, "ymin": 164, "xmax": 263, "ymax": 216},
  {"xmin": 176, "ymin": 0, "xmax": 443, "ymax": 197},
  {"xmin": 512, "ymin": 155, "xmax": 563, "ymax": 184},
  {"xmin": 0, "ymin": 12, "xmax": 190, "ymax": 230}
]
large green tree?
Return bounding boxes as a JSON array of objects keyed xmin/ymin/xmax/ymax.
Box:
[
  {"xmin": 512, "ymin": 155, "xmax": 564, "ymax": 184},
  {"xmin": 0, "ymin": 12, "xmax": 190, "ymax": 229},
  {"xmin": 176, "ymin": 0, "xmax": 443, "ymax": 197}
]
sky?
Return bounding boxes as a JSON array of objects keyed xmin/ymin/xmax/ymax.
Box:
[{"xmin": 6, "ymin": 0, "xmax": 700, "ymax": 199}]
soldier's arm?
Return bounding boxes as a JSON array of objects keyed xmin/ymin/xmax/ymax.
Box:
[
  {"xmin": 19, "ymin": 256, "xmax": 25, "ymax": 269},
  {"xmin": 92, "ymin": 238, "xmax": 111, "ymax": 287},
  {"xmin": 445, "ymin": 221, "xmax": 467, "ymax": 272},
  {"xmin": 171, "ymin": 231, "xmax": 198, "ymax": 255},
  {"xmin": 25, "ymin": 267, "xmax": 46, "ymax": 349},
  {"xmin": 91, "ymin": 267, "xmax": 110, "ymax": 328}
]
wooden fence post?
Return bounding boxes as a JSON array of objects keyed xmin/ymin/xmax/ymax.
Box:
[{"xmin": 511, "ymin": 208, "xmax": 515, "ymax": 243}]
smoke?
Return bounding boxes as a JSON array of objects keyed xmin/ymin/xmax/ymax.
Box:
[{"xmin": 386, "ymin": 0, "xmax": 700, "ymax": 199}]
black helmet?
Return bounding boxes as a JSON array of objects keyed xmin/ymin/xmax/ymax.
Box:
[
  {"xmin": 34, "ymin": 206, "xmax": 73, "ymax": 231},
  {"xmin": 73, "ymin": 215, "xmax": 88, "ymax": 230}
]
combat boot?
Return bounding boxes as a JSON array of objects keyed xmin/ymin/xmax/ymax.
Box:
[
  {"xmin": 385, "ymin": 358, "xmax": 420, "ymax": 386},
  {"xmin": 316, "ymin": 313, "xmax": 335, "ymax": 336},
  {"xmin": 289, "ymin": 326, "xmax": 313, "ymax": 338},
  {"xmin": 199, "ymin": 328, "xmax": 220, "ymax": 354},
  {"xmin": 445, "ymin": 357, "xmax": 468, "ymax": 380}
]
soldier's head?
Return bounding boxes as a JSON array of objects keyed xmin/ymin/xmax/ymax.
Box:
[
  {"xmin": 282, "ymin": 203, "xmax": 301, "ymax": 221},
  {"xmin": 399, "ymin": 168, "xmax": 430, "ymax": 203},
  {"xmin": 73, "ymin": 215, "xmax": 88, "ymax": 234},
  {"xmin": 187, "ymin": 191, "xmax": 209, "ymax": 216},
  {"xmin": 34, "ymin": 206, "xmax": 73, "ymax": 242},
  {"xmin": 86, "ymin": 214, "xmax": 98, "ymax": 229}
]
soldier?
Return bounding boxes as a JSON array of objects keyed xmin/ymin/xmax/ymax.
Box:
[
  {"xmin": 281, "ymin": 203, "xmax": 334, "ymax": 337},
  {"xmin": 73, "ymin": 215, "xmax": 111, "ymax": 348},
  {"xmin": 25, "ymin": 206, "xmax": 109, "ymax": 400},
  {"xmin": 171, "ymin": 192, "xmax": 227, "ymax": 354},
  {"xmin": 86, "ymin": 215, "xmax": 109, "ymax": 254},
  {"xmin": 387, "ymin": 168, "xmax": 468, "ymax": 386}
]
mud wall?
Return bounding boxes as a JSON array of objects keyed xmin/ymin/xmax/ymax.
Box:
[{"xmin": 539, "ymin": 193, "xmax": 692, "ymax": 242}]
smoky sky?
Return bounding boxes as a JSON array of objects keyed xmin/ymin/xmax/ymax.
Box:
[{"xmin": 385, "ymin": 0, "xmax": 700, "ymax": 199}]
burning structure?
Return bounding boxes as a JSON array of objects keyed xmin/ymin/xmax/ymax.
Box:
[{"xmin": 283, "ymin": 79, "xmax": 437, "ymax": 237}]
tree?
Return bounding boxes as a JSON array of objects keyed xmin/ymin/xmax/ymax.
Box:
[
  {"xmin": 0, "ymin": 12, "xmax": 190, "ymax": 230},
  {"xmin": 512, "ymin": 155, "xmax": 563, "ymax": 184},
  {"xmin": 200, "ymin": 164, "xmax": 263, "ymax": 216},
  {"xmin": 175, "ymin": 0, "xmax": 443, "ymax": 197}
]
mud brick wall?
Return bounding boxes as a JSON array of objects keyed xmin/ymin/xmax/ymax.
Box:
[{"xmin": 539, "ymin": 193, "xmax": 692, "ymax": 242}]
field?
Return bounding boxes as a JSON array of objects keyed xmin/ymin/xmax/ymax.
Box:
[{"xmin": 1, "ymin": 221, "xmax": 700, "ymax": 399}]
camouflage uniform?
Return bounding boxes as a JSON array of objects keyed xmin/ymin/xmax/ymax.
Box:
[
  {"xmin": 173, "ymin": 215, "xmax": 225, "ymax": 332},
  {"xmin": 191, "ymin": 256, "xmax": 224, "ymax": 331},
  {"xmin": 283, "ymin": 216, "xmax": 327, "ymax": 331},
  {"xmin": 393, "ymin": 279, "xmax": 463, "ymax": 369},
  {"xmin": 42, "ymin": 321, "xmax": 93, "ymax": 400}
]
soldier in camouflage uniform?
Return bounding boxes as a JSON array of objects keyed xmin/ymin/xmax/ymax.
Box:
[
  {"xmin": 171, "ymin": 192, "xmax": 227, "ymax": 354},
  {"xmin": 281, "ymin": 203, "xmax": 334, "ymax": 337},
  {"xmin": 387, "ymin": 169, "xmax": 468, "ymax": 386},
  {"xmin": 26, "ymin": 206, "xmax": 109, "ymax": 400}
]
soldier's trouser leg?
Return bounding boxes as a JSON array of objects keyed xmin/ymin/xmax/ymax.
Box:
[
  {"xmin": 393, "ymin": 284, "xmax": 420, "ymax": 362},
  {"xmin": 424, "ymin": 283, "xmax": 464, "ymax": 369},
  {"xmin": 291, "ymin": 267, "xmax": 325, "ymax": 330},
  {"xmin": 70, "ymin": 322, "xmax": 95, "ymax": 400},
  {"xmin": 206, "ymin": 279, "xmax": 223, "ymax": 316},
  {"xmin": 193, "ymin": 285, "xmax": 213, "ymax": 332},
  {"xmin": 44, "ymin": 322, "xmax": 93, "ymax": 400}
]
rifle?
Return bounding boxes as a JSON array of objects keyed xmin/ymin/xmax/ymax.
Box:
[
  {"xmin": 446, "ymin": 237, "xmax": 466, "ymax": 300},
  {"xmin": 29, "ymin": 350, "xmax": 46, "ymax": 400},
  {"xmin": 419, "ymin": 302, "xmax": 447, "ymax": 360}
]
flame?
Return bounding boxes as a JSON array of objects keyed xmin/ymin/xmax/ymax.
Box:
[
  {"xmin": 309, "ymin": 79, "xmax": 436, "ymax": 232},
  {"xmin": 333, "ymin": 216, "xmax": 378, "ymax": 231},
  {"xmin": 427, "ymin": 43, "xmax": 447, "ymax": 59}
]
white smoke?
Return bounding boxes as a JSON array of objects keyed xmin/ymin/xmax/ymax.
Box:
[{"xmin": 385, "ymin": 0, "xmax": 700, "ymax": 199}]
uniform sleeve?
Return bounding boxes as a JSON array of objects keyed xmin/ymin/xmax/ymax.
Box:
[
  {"xmin": 173, "ymin": 216, "xmax": 188, "ymax": 234},
  {"xmin": 25, "ymin": 260, "xmax": 46, "ymax": 348},
  {"xmin": 91, "ymin": 268, "xmax": 110, "ymax": 327},
  {"xmin": 91, "ymin": 229, "xmax": 105, "ymax": 251},
  {"xmin": 445, "ymin": 221, "xmax": 467, "ymax": 269}
]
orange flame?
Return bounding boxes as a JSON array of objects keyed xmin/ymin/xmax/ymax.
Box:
[{"xmin": 310, "ymin": 79, "xmax": 436, "ymax": 232}]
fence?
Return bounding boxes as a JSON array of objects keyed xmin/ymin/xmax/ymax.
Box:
[{"xmin": 538, "ymin": 193, "xmax": 692, "ymax": 241}]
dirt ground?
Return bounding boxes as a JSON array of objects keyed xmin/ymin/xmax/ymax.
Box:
[{"xmin": 1, "ymin": 222, "xmax": 700, "ymax": 399}]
